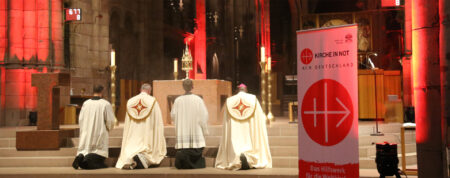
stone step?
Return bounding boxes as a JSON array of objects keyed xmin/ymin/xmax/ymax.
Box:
[
  {"xmin": 0, "ymin": 155, "xmax": 299, "ymax": 168},
  {"xmin": 358, "ymin": 122, "xmax": 405, "ymax": 135},
  {"xmin": 69, "ymin": 136, "xmax": 300, "ymax": 148},
  {"xmin": 67, "ymin": 134, "xmax": 415, "ymax": 148},
  {"xmin": 0, "ymin": 167, "xmax": 299, "ymax": 178},
  {"xmin": 0, "ymin": 138, "xmax": 15, "ymax": 148},
  {"xmin": 358, "ymin": 143, "xmax": 416, "ymax": 158},
  {"xmin": 95, "ymin": 125, "xmax": 300, "ymax": 138},
  {"xmin": 0, "ymin": 123, "xmax": 414, "ymax": 141},
  {"xmin": 0, "ymin": 147, "xmax": 77, "ymax": 157},
  {"xmin": 359, "ymin": 152, "xmax": 417, "ymax": 169},
  {"xmin": 358, "ymin": 132, "xmax": 416, "ymax": 146},
  {"xmin": 0, "ymin": 146, "xmax": 300, "ymax": 158}
]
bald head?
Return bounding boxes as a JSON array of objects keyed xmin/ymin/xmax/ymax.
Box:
[
  {"xmin": 141, "ymin": 83, "xmax": 152, "ymax": 94},
  {"xmin": 182, "ymin": 79, "xmax": 193, "ymax": 92}
]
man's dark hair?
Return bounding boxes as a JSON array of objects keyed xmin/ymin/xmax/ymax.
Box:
[
  {"xmin": 182, "ymin": 79, "xmax": 193, "ymax": 92},
  {"xmin": 93, "ymin": 85, "xmax": 104, "ymax": 93}
]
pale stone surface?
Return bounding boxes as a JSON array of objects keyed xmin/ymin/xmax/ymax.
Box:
[{"xmin": 153, "ymin": 80, "xmax": 232, "ymax": 125}]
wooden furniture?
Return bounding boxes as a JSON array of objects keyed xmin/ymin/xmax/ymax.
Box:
[
  {"xmin": 358, "ymin": 70, "xmax": 402, "ymax": 120},
  {"xmin": 288, "ymin": 101, "xmax": 298, "ymax": 123},
  {"xmin": 401, "ymin": 124, "xmax": 418, "ymax": 175},
  {"xmin": 153, "ymin": 80, "xmax": 232, "ymax": 125},
  {"xmin": 62, "ymin": 105, "xmax": 77, "ymax": 125}
]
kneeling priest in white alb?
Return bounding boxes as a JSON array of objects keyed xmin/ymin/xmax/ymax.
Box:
[
  {"xmin": 116, "ymin": 83, "xmax": 167, "ymax": 169},
  {"xmin": 215, "ymin": 84, "xmax": 272, "ymax": 170}
]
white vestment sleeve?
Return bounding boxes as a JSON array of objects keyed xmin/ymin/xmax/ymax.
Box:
[
  {"xmin": 104, "ymin": 102, "xmax": 115, "ymax": 131},
  {"xmin": 199, "ymin": 99, "xmax": 209, "ymax": 135},
  {"xmin": 148, "ymin": 102, "xmax": 167, "ymax": 164},
  {"xmin": 78, "ymin": 102, "xmax": 86, "ymax": 123}
]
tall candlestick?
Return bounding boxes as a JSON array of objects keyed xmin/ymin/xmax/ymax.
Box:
[
  {"xmin": 261, "ymin": 46, "xmax": 265, "ymax": 62},
  {"xmin": 267, "ymin": 56, "xmax": 274, "ymax": 124},
  {"xmin": 174, "ymin": 58, "xmax": 178, "ymax": 73},
  {"xmin": 111, "ymin": 49, "xmax": 116, "ymax": 66}
]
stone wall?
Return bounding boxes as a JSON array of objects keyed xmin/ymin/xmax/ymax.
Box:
[
  {"xmin": 65, "ymin": 0, "xmax": 110, "ymax": 97},
  {"xmin": 67, "ymin": 0, "xmax": 165, "ymax": 102}
]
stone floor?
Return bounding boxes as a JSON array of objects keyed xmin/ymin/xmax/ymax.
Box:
[
  {"xmin": 0, "ymin": 167, "xmax": 418, "ymax": 178},
  {"xmin": 0, "ymin": 117, "xmax": 418, "ymax": 177}
]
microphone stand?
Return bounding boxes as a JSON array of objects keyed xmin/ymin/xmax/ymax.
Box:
[{"xmin": 365, "ymin": 53, "xmax": 384, "ymax": 136}]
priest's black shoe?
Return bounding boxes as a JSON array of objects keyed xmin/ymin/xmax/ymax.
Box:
[
  {"xmin": 72, "ymin": 154, "xmax": 84, "ymax": 169},
  {"xmin": 240, "ymin": 153, "xmax": 250, "ymax": 170},
  {"xmin": 133, "ymin": 155, "xmax": 145, "ymax": 169}
]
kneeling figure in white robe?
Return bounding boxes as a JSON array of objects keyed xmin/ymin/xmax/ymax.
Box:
[
  {"xmin": 116, "ymin": 84, "xmax": 167, "ymax": 169},
  {"xmin": 215, "ymin": 85, "xmax": 272, "ymax": 170}
]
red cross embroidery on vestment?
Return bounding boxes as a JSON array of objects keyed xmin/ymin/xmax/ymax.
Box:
[
  {"xmin": 232, "ymin": 99, "xmax": 250, "ymax": 116},
  {"xmin": 131, "ymin": 99, "xmax": 147, "ymax": 116}
]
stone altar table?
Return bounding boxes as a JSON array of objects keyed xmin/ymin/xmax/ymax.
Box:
[{"xmin": 153, "ymin": 80, "xmax": 232, "ymax": 125}]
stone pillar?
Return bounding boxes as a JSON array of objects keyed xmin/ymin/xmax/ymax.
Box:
[
  {"xmin": 440, "ymin": 0, "xmax": 450, "ymax": 176},
  {"xmin": 412, "ymin": 0, "xmax": 446, "ymax": 177}
]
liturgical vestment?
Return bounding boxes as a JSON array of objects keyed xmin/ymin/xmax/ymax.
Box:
[
  {"xmin": 115, "ymin": 92, "xmax": 167, "ymax": 169},
  {"xmin": 215, "ymin": 92, "xmax": 272, "ymax": 170},
  {"xmin": 77, "ymin": 98, "xmax": 116, "ymax": 158},
  {"xmin": 171, "ymin": 94, "xmax": 209, "ymax": 149}
]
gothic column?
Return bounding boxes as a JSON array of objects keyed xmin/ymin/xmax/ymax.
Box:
[{"xmin": 412, "ymin": 0, "xmax": 446, "ymax": 177}]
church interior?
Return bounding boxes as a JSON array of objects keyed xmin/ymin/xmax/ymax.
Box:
[{"xmin": 0, "ymin": 0, "xmax": 449, "ymax": 177}]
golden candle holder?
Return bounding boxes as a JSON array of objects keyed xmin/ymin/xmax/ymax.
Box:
[
  {"xmin": 174, "ymin": 71, "xmax": 178, "ymax": 80},
  {"xmin": 110, "ymin": 65, "xmax": 118, "ymax": 126},
  {"xmin": 259, "ymin": 61, "xmax": 267, "ymax": 114},
  {"xmin": 267, "ymin": 67, "xmax": 274, "ymax": 124}
]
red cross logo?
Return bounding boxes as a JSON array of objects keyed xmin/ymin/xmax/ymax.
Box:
[
  {"xmin": 232, "ymin": 99, "xmax": 250, "ymax": 116},
  {"xmin": 301, "ymin": 79, "xmax": 353, "ymax": 146},
  {"xmin": 131, "ymin": 99, "xmax": 147, "ymax": 116},
  {"xmin": 300, "ymin": 48, "xmax": 313, "ymax": 65}
]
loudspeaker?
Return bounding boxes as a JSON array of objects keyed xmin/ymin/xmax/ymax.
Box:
[{"xmin": 375, "ymin": 142, "xmax": 401, "ymax": 178}]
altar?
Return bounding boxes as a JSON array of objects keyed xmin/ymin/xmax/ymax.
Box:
[{"xmin": 153, "ymin": 80, "xmax": 232, "ymax": 125}]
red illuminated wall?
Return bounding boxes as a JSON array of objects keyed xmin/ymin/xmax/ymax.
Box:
[
  {"xmin": 257, "ymin": 0, "xmax": 271, "ymax": 64},
  {"xmin": 193, "ymin": 0, "xmax": 206, "ymax": 79},
  {"xmin": 0, "ymin": 0, "xmax": 6, "ymax": 63},
  {"xmin": 0, "ymin": 0, "xmax": 63, "ymax": 125}
]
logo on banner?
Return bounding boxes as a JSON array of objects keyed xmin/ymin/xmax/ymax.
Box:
[
  {"xmin": 345, "ymin": 34, "xmax": 353, "ymax": 43},
  {"xmin": 301, "ymin": 79, "xmax": 353, "ymax": 146},
  {"xmin": 300, "ymin": 48, "xmax": 313, "ymax": 65}
]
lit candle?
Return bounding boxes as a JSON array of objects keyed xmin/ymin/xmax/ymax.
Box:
[
  {"xmin": 111, "ymin": 49, "xmax": 115, "ymax": 66},
  {"xmin": 174, "ymin": 59, "xmax": 178, "ymax": 73},
  {"xmin": 261, "ymin": 46, "xmax": 265, "ymax": 62},
  {"xmin": 268, "ymin": 57, "xmax": 271, "ymax": 70}
]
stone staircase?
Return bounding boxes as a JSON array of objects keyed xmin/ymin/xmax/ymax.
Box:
[{"xmin": 0, "ymin": 120, "xmax": 416, "ymax": 169}]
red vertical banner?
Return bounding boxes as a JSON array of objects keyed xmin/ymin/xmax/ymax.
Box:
[
  {"xmin": 51, "ymin": 0, "xmax": 63, "ymax": 66},
  {"xmin": 23, "ymin": 0, "xmax": 37, "ymax": 62},
  {"xmin": 194, "ymin": 0, "xmax": 206, "ymax": 79},
  {"xmin": 37, "ymin": 0, "xmax": 49, "ymax": 63},
  {"xmin": 297, "ymin": 25, "xmax": 359, "ymax": 178},
  {"xmin": 9, "ymin": 0, "xmax": 24, "ymax": 62},
  {"xmin": 0, "ymin": 0, "xmax": 6, "ymax": 63}
]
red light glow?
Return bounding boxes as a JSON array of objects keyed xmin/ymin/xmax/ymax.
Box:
[
  {"xmin": 0, "ymin": 0, "xmax": 7, "ymax": 63},
  {"xmin": 194, "ymin": 0, "xmax": 206, "ymax": 79}
]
